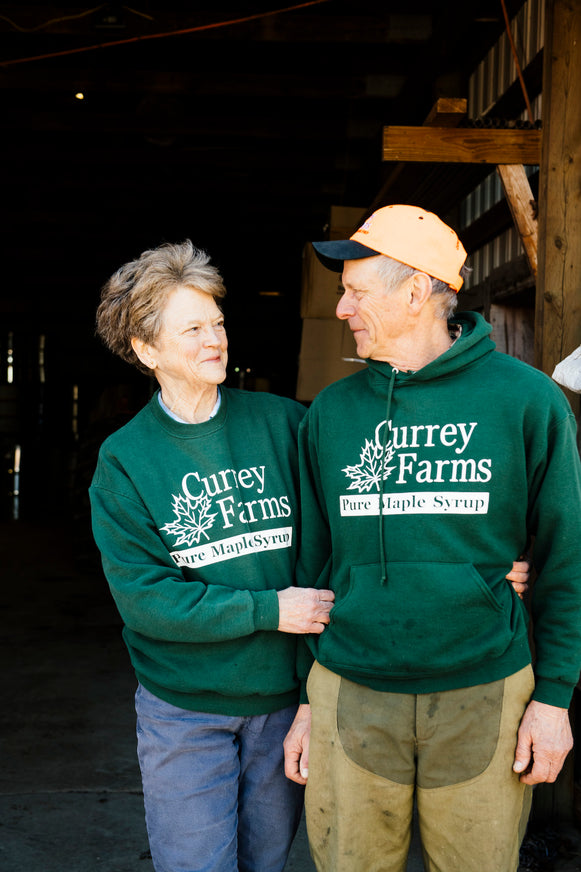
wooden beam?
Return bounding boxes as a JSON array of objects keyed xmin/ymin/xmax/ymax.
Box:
[
  {"xmin": 377, "ymin": 102, "xmax": 540, "ymax": 285},
  {"xmin": 423, "ymin": 97, "xmax": 467, "ymax": 128},
  {"xmin": 496, "ymin": 165, "xmax": 538, "ymax": 277},
  {"xmin": 369, "ymin": 97, "xmax": 468, "ymax": 213},
  {"xmin": 382, "ymin": 127, "xmax": 541, "ymax": 165},
  {"xmin": 535, "ymin": 0, "xmax": 581, "ymax": 399}
]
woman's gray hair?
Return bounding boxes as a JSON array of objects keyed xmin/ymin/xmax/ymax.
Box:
[
  {"xmin": 374, "ymin": 254, "xmax": 464, "ymax": 321},
  {"xmin": 96, "ymin": 240, "xmax": 226, "ymax": 374}
]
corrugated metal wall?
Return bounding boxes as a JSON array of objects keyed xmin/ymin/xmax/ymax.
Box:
[
  {"xmin": 469, "ymin": 0, "xmax": 544, "ymax": 118},
  {"xmin": 461, "ymin": 0, "xmax": 544, "ymax": 288}
]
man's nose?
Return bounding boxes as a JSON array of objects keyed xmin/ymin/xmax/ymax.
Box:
[{"xmin": 336, "ymin": 291, "xmax": 353, "ymax": 320}]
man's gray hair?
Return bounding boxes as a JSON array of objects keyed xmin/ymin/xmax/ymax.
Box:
[{"xmin": 374, "ymin": 255, "xmax": 461, "ymax": 321}]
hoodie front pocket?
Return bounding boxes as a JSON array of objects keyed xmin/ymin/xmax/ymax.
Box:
[{"xmin": 318, "ymin": 561, "xmax": 515, "ymax": 679}]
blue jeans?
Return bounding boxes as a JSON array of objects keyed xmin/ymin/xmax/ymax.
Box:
[{"xmin": 135, "ymin": 684, "xmax": 304, "ymax": 872}]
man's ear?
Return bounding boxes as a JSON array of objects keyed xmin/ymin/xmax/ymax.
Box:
[
  {"xmin": 408, "ymin": 272, "xmax": 433, "ymax": 311},
  {"xmin": 131, "ymin": 336, "xmax": 156, "ymax": 370}
]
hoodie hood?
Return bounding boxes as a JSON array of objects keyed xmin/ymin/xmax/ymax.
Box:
[{"xmin": 366, "ymin": 311, "xmax": 495, "ymax": 391}]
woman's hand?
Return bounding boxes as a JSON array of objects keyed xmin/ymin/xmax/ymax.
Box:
[
  {"xmin": 506, "ymin": 558, "xmax": 531, "ymax": 600},
  {"xmin": 277, "ymin": 587, "xmax": 335, "ymax": 634}
]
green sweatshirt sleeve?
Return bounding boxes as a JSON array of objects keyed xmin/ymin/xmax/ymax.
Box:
[
  {"xmin": 526, "ymin": 411, "xmax": 581, "ymax": 708},
  {"xmin": 297, "ymin": 637, "xmax": 315, "ymax": 703},
  {"xmin": 296, "ymin": 410, "xmax": 333, "ymax": 591},
  {"xmin": 90, "ymin": 477, "xmax": 280, "ymax": 644},
  {"xmin": 294, "ymin": 409, "xmax": 333, "ymax": 698}
]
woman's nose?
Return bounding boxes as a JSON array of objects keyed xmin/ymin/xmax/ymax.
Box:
[{"xmin": 203, "ymin": 326, "xmax": 221, "ymax": 345}]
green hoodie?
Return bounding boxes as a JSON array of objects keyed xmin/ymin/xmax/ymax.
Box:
[
  {"xmin": 90, "ymin": 387, "xmax": 306, "ymax": 716},
  {"xmin": 298, "ymin": 311, "xmax": 581, "ymax": 708}
]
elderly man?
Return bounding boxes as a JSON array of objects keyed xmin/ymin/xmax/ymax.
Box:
[{"xmin": 284, "ymin": 205, "xmax": 581, "ymax": 872}]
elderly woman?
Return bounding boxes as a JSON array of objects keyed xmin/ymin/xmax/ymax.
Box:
[{"xmin": 89, "ymin": 240, "xmax": 334, "ymax": 872}]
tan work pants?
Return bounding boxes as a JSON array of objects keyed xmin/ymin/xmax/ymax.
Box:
[{"xmin": 305, "ymin": 661, "xmax": 534, "ymax": 872}]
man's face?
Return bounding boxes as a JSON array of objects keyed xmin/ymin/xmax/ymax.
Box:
[{"xmin": 336, "ymin": 256, "xmax": 410, "ymax": 361}]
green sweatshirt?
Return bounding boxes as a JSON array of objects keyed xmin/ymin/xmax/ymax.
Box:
[
  {"xmin": 298, "ymin": 311, "xmax": 581, "ymax": 709},
  {"xmin": 89, "ymin": 387, "xmax": 306, "ymax": 716}
]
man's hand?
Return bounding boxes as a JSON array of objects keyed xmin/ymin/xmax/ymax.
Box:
[
  {"xmin": 506, "ymin": 559, "xmax": 530, "ymax": 599},
  {"xmin": 277, "ymin": 588, "xmax": 334, "ymax": 634},
  {"xmin": 284, "ymin": 703, "xmax": 312, "ymax": 785},
  {"xmin": 513, "ymin": 699, "xmax": 573, "ymax": 784}
]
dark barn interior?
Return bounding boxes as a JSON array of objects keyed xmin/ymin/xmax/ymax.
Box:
[
  {"xmin": 2, "ymin": 2, "xmax": 580, "ymax": 870},
  {"xmin": 0, "ymin": 0, "xmax": 529, "ymax": 523}
]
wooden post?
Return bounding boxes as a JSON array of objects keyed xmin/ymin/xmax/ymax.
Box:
[
  {"xmin": 535, "ymin": 0, "xmax": 581, "ymax": 417},
  {"xmin": 531, "ymin": 0, "xmax": 581, "ymax": 827}
]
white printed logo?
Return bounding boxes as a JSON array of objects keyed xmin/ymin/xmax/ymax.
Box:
[
  {"xmin": 161, "ymin": 491, "xmax": 217, "ymax": 546},
  {"xmin": 340, "ymin": 418, "xmax": 490, "ymax": 516},
  {"xmin": 171, "ymin": 527, "xmax": 293, "ymax": 568},
  {"xmin": 342, "ymin": 421, "xmax": 395, "ymax": 492},
  {"xmin": 160, "ymin": 464, "xmax": 294, "ymax": 566}
]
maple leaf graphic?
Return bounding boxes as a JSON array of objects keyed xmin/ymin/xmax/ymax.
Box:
[
  {"xmin": 161, "ymin": 492, "xmax": 217, "ymax": 546},
  {"xmin": 342, "ymin": 437, "xmax": 395, "ymax": 493}
]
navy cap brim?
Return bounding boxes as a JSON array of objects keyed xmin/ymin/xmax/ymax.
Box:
[{"xmin": 311, "ymin": 239, "xmax": 380, "ymax": 272}]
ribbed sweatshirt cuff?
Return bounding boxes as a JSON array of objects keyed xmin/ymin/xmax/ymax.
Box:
[
  {"xmin": 252, "ymin": 589, "xmax": 280, "ymax": 632},
  {"xmin": 532, "ymin": 676, "xmax": 575, "ymax": 709}
]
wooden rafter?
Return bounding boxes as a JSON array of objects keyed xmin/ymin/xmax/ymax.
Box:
[
  {"xmin": 382, "ymin": 126, "xmax": 541, "ymax": 165},
  {"xmin": 496, "ymin": 165, "xmax": 537, "ymax": 277}
]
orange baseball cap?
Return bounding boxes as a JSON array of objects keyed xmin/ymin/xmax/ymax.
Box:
[{"xmin": 312, "ymin": 204, "xmax": 467, "ymax": 291}]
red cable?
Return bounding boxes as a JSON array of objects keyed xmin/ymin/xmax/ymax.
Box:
[
  {"xmin": 0, "ymin": 0, "xmax": 331, "ymax": 68},
  {"xmin": 499, "ymin": 0, "xmax": 535, "ymax": 123}
]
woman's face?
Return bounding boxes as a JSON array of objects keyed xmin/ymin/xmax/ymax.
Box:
[{"xmin": 136, "ymin": 285, "xmax": 228, "ymax": 392}]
